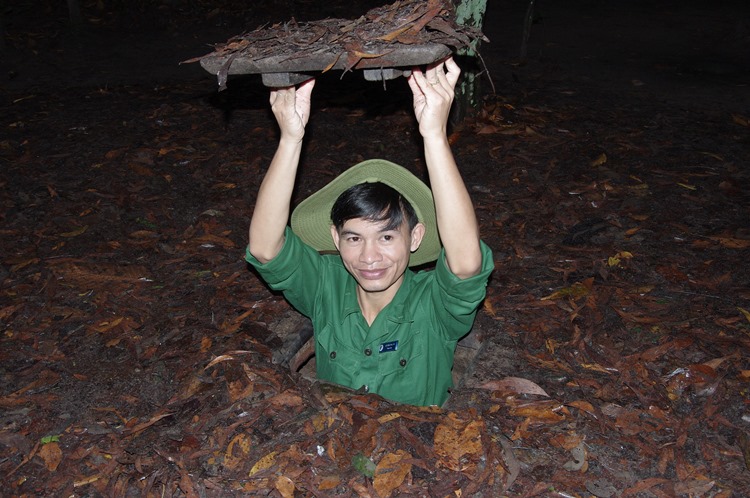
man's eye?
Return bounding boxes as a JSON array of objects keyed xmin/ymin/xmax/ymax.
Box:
[
  {"xmin": 382, "ymin": 235, "xmax": 393, "ymax": 242},
  {"xmin": 347, "ymin": 236, "xmax": 360, "ymax": 243}
]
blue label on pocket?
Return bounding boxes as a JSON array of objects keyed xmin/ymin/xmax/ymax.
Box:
[{"xmin": 379, "ymin": 341, "xmax": 399, "ymax": 353}]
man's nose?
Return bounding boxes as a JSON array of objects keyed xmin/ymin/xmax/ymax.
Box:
[{"xmin": 359, "ymin": 240, "xmax": 382, "ymax": 263}]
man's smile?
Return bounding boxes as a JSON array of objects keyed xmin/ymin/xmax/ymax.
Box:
[{"xmin": 358, "ymin": 268, "xmax": 388, "ymax": 280}]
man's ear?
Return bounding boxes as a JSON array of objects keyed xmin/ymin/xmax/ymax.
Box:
[
  {"xmin": 410, "ymin": 222, "xmax": 426, "ymax": 252},
  {"xmin": 330, "ymin": 225, "xmax": 341, "ymax": 251}
]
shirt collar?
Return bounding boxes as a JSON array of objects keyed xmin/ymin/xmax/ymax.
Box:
[
  {"xmin": 341, "ymin": 276, "xmax": 360, "ymax": 321},
  {"xmin": 339, "ymin": 269, "xmax": 415, "ymax": 324}
]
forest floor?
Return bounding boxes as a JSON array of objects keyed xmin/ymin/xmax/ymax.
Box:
[{"xmin": 1, "ymin": 1, "xmax": 750, "ymax": 496}]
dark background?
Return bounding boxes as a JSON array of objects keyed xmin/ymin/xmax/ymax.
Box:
[
  {"xmin": 2, "ymin": 0, "xmax": 748, "ymax": 110},
  {"xmin": 1, "ymin": 1, "xmax": 749, "ymax": 496}
]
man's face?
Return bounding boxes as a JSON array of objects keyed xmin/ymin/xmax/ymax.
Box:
[{"xmin": 331, "ymin": 217, "xmax": 425, "ymax": 297}]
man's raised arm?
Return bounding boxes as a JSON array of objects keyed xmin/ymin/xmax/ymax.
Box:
[
  {"xmin": 248, "ymin": 79, "xmax": 315, "ymax": 263},
  {"xmin": 407, "ymin": 58, "xmax": 483, "ymax": 279}
]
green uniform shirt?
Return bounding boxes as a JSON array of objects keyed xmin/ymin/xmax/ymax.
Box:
[{"xmin": 246, "ymin": 228, "xmax": 493, "ymax": 406}]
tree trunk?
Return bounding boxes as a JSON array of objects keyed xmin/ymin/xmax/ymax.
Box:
[
  {"xmin": 0, "ymin": 14, "xmax": 6, "ymax": 53},
  {"xmin": 68, "ymin": 0, "xmax": 84, "ymax": 27},
  {"xmin": 520, "ymin": 0, "xmax": 537, "ymax": 61},
  {"xmin": 451, "ymin": 0, "xmax": 488, "ymax": 126}
]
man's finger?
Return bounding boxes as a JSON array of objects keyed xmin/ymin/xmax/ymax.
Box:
[
  {"xmin": 444, "ymin": 57, "xmax": 461, "ymax": 88},
  {"xmin": 407, "ymin": 70, "xmax": 422, "ymax": 94},
  {"xmin": 410, "ymin": 66, "xmax": 435, "ymax": 94},
  {"xmin": 297, "ymin": 78, "xmax": 316, "ymax": 98},
  {"xmin": 424, "ymin": 63, "xmax": 440, "ymax": 84}
]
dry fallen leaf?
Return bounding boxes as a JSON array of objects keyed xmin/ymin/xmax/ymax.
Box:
[
  {"xmin": 38, "ymin": 441, "xmax": 63, "ymax": 472},
  {"xmin": 608, "ymin": 250, "xmax": 633, "ymax": 267},
  {"xmin": 317, "ymin": 475, "xmax": 341, "ymax": 491},
  {"xmin": 709, "ymin": 237, "xmax": 750, "ymax": 249},
  {"xmin": 738, "ymin": 432, "xmax": 750, "ymax": 471},
  {"xmin": 550, "ymin": 432, "xmax": 585, "ymax": 451},
  {"xmin": 510, "ymin": 401, "xmax": 568, "ymax": 423},
  {"xmin": 590, "ymin": 152, "xmax": 607, "ymax": 167},
  {"xmin": 731, "ymin": 113, "xmax": 749, "ymax": 127},
  {"xmin": 275, "ymin": 475, "xmax": 296, "ymax": 498},
  {"xmin": 227, "ymin": 377, "xmax": 254, "ymax": 402},
  {"xmin": 566, "ymin": 400, "xmax": 597, "ymax": 416},
  {"xmin": 434, "ymin": 413, "xmax": 484, "ymax": 471},
  {"xmin": 60, "ymin": 225, "xmax": 88, "ymax": 238},
  {"xmin": 224, "ymin": 433, "xmax": 253, "ymax": 471},
  {"xmin": 478, "ymin": 377, "xmax": 550, "ymax": 397},
  {"xmin": 541, "ymin": 279, "xmax": 593, "ymax": 301},
  {"xmin": 373, "ymin": 449, "xmax": 412, "ymax": 497},
  {"xmin": 249, "ymin": 450, "xmax": 277, "ymax": 476},
  {"xmin": 673, "ymin": 479, "xmax": 715, "ymax": 496},
  {"xmin": 268, "ymin": 389, "xmax": 304, "ymax": 408},
  {"xmin": 562, "ymin": 442, "xmax": 588, "ymax": 472}
]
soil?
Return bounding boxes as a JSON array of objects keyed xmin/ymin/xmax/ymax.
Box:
[{"xmin": 1, "ymin": 0, "xmax": 750, "ymax": 496}]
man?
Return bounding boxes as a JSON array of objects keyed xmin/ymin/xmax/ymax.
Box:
[{"xmin": 246, "ymin": 57, "xmax": 493, "ymax": 406}]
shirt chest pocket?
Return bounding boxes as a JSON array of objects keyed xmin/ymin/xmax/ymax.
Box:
[
  {"xmin": 374, "ymin": 329, "xmax": 428, "ymax": 405},
  {"xmin": 314, "ymin": 323, "xmax": 361, "ymax": 386},
  {"xmin": 377, "ymin": 328, "xmax": 424, "ymax": 376}
]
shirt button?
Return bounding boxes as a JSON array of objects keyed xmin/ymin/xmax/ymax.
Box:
[
  {"xmin": 330, "ymin": 351, "xmax": 336, "ymax": 359},
  {"xmin": 362, "ymin": 385, "xmax": 369, "ymax": 393},
  {"xmin": 364, "ymin": 348, "xmax": 372, "ymax": 356},
  {"xmin": 400, "ymin": 358, "xmax": 407, "ymax": 367}
]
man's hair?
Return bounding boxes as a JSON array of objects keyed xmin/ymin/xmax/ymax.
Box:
[{"xmin": 331, "ymin": 182, "xmax": 419, "ymax": 232}]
